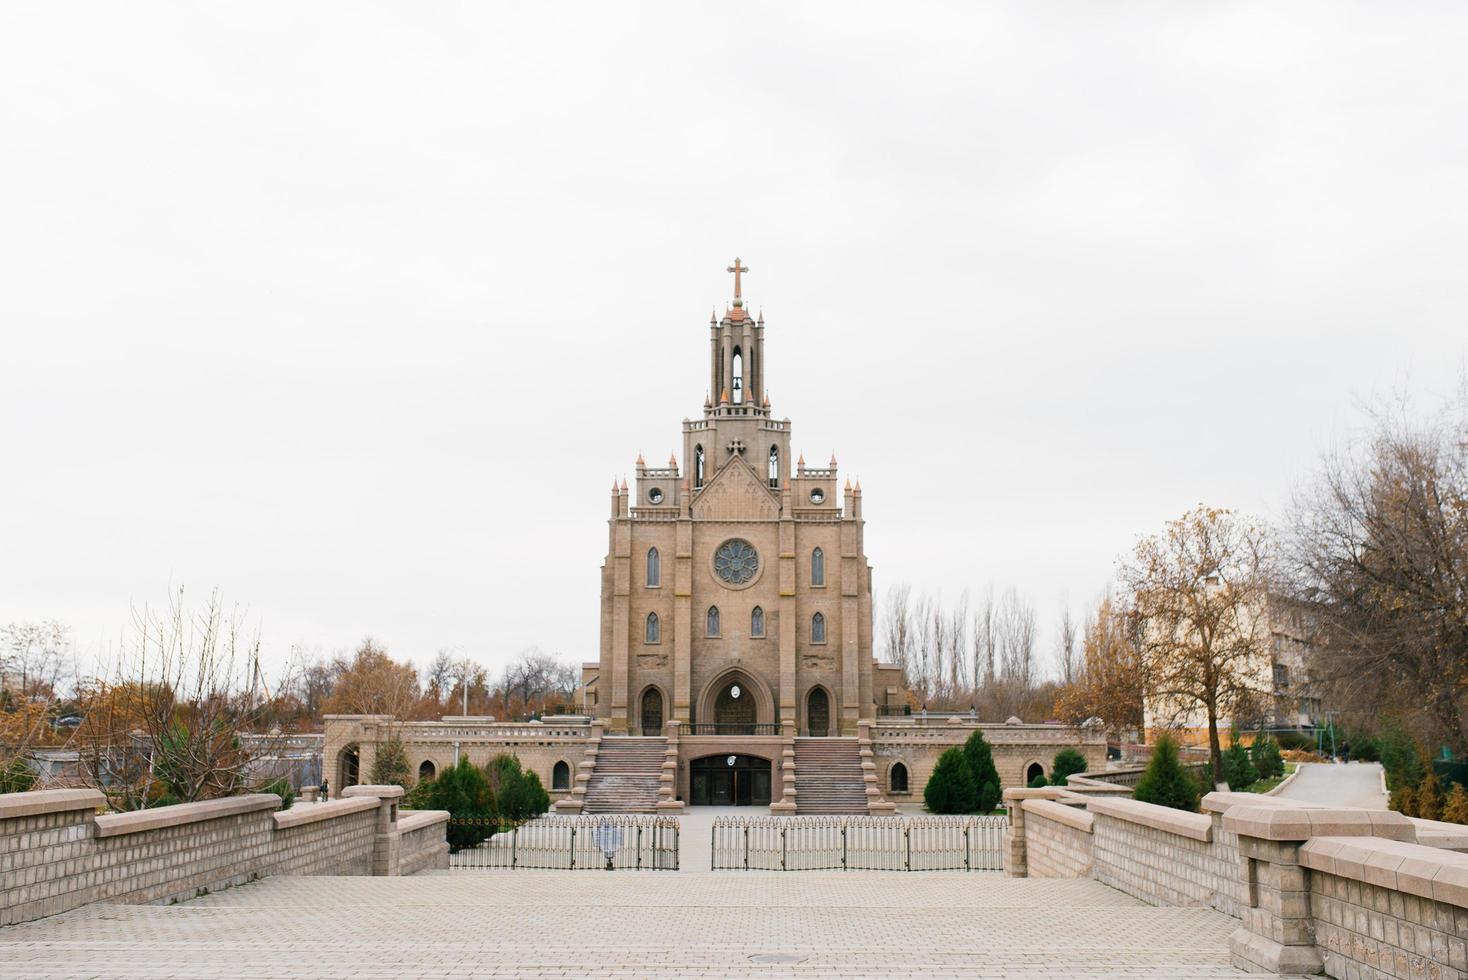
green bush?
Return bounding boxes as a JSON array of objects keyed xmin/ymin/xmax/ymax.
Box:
[
  {"xmin": 259, "ymin": 777, "xmax": 294, "ymax": 811},
  {"xmin": 1376, "ymin": 721, "xmax": 1424, "ymax": 791},
  {"xmin": 417, "ymin": 756, "xmax": 496, "ymax": 851},
  {"xmin": 485, "ymin": 753, "xmax": 550, "ymax": 824},
  {"xmin": 1050, "ymin": 748, "xmax": 1088, "ymax": 788},
  {"xmin": 1442, "ymin": 783, "xmax": 1468, "ymax": 825},
  {"xmin": 1249, "ymin": 735, "xmax": 1284, "ymax": 781},
  {"xmin": 962, "ymin": 729, "xmax": 1002, "ymax": 813},
  {"xmin": 0, "ymin": 756, "xmax": 36, "ymax": 794},
  {"xmin": 1390, "ymin": 783, "xmax": 1418, "ymax": 817},
  {"xmin": 1027, "ymin": 771, "xmax": 1049, "ymax": 788},
  {"xmin": 1221, "ymin": 729, "xmax": 1258, "ymax": 791},
  {"xmin": 370, "ymin": 738, "xmax": 411, "ymax": 787},
  {"xmin": 1133, "ymin": 734, "xmax": 1201, "ymax": 812},
  {"xmin": 924, "ymin": 747, "xmax": 979, "ymax": 814}
]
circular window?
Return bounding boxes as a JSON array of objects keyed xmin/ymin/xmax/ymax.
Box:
[
  {"xmin": 809, "ymin": 488, "xmax": 825, "ymax": 504},
  {"xmin": 712, "ymin": 539, "xmax": 760, "ymax": 587},
  {"xmin": 647, "ymin": 487, "xmax": 664, "ymax": 504},
  {"xmin": 726, "ymin": 755, "xmax": 736, "ymax": 767},
  {"xmin": 730, "ymin": 685, "xmax": 742, "ymax": 699}
]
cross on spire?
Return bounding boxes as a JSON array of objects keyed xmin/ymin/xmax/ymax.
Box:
[{"xmin": 726, "ymin": 257, "xmax": 748, "ymax": 303}]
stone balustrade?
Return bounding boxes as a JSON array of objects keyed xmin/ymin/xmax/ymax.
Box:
[
  {"xmin": 1003, "ymin": 780, "xmax": 1468, "ymax": 979},
  {"xmin": 0, "ymin": 786, "xmax": 448, "ymax": 928}
]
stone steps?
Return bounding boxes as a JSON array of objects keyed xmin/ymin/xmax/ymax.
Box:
[
  {"xmin": 583, "ymin": 736, "xmax": 666, "ymax": 814},
  {"xmin": 794, "ymin": 737, "xmax": 868, "ymax": 815}
]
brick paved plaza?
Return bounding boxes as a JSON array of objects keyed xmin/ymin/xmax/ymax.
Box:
[{"xmin": 0, "ymin": 871, "xmax": 1284, "ymax": 980}]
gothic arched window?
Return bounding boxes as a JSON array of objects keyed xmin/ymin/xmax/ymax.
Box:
[
  {"xmin": 768, "ymin": 445, "xmax": 779, "ymax": 488},
  {"xmin": 751, "ymin": 606, "xmax": 765, "ymax": 638},
  {"xmin": 645, "ymin": 612, "xmax": 660, "ymax": 644},
  {"xmin": 646, "ymin": 547, "xmax": 660, "ymax": 588},
  {"xmin": 811, "ymin": 547, "xmax": 826, "ymax": 587},
  {"xmin": 706, "ymin": 606, "xmax": 720, "ymax": 637},
  {"xmin": 890, "ymin": 762, "xmax": 909, "ymax": 793},
  {"xmin": 695, "ymin": 445, "xmax": 706, "ymax": 488},
  {"xmin": 552, "ymin": 760, "xmax": 571, "ymax": 790},
  {"xmin": 811, "ymin": 612, "xmax": 827, "ymax": 644},
  {"xmin": 732, "ymin": 347, "xmax": 744, "ymax": 404}
]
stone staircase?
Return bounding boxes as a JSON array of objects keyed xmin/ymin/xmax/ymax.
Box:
[
  {"xmin": 581, "ymin": 736, "xmax": 666, "ymax": 813},
  {"xmin": 794, "ymin": 737, "xmax": 869, "ymax": 814}
]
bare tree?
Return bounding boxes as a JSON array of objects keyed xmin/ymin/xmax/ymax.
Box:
[
  {"xmin": 1, "ymin": 620, "xmax": 72, "ymax": 702},
  {"xmin": 1055, "ymin": 600, "xmax": 1080, "ymax": 686},
  {"xmin": 1124, "ymin": 506, "xmax": 1273, "ymax": 783}
]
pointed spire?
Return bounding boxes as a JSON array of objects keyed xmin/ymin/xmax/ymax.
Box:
[
  {"xmin": 668, "ymin": 452, "xmax": 678, "ymax": 467},
  {"xmin": 797, "ymin": 451, "xmax": 805, "ymax": 467},
  {"xmin": 830, "ymin": 452, "xmax": 838, "ymax": 467},
  {"xmin": 710, "ymin": 307, "xmax": 717, "ymax": 325},
  {"xmin": 719, "ymin": 387, "xmax": 730, "ymax": 405},
  {"xmin": 704, "ymin": 391, "xmax": 711, "ymax": 408},
  {"xmin": 636, "ymin": 451, "xmax": 645, "ymax": 466},
  {"xmin": 619, "ymin": 477, "xmax": 628, "ymax": 492},
  {"xmin": 612, "ymin": 478, "xmax": 619, "ymax": 492},
  {"xmin": 844, "ymin": 478, "xmax": 852, "ymax": 492},
  {"xmin": 761, "ymin": 393, "xmax": 770, "ymax": 408},
  {"xmin": 855, "ymin": 478, "xmax": 862, "ymax": 492},
  {"xmin": 757, "ymin": 308, "xmax": 764, "ymax": 324}
]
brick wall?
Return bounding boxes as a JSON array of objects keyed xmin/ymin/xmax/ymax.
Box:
[
  {"xmin": 1090, "ymin": 808, "xmax": 1228, "ymax": 911},
  {"xmin": 0, "ymin": 787, "xmax": 448, "ymax": 927},
  {"xmin": 1021, "ymin": 800, "xmax": 1093, "ymax": 878}
]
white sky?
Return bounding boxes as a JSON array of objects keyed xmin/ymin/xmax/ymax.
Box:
[{"xmin": 2, "ymin": 2, "xmax": 1465, "ymax": 681}]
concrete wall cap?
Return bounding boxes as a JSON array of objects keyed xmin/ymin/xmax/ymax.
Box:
[
  {"xmin": 341, "ymin": 784, "xmax": 406, "ymax": 800},
  {"xmin": 1002, "ymin": 787, "xmax": 1062, "ymax": 803},
  {"xmin": 94, "ymin": 794, "xmax": 280, "ymax": 838},
  {"xmin": 0, "ymin": 787, "xmax": 105, "ymax": 820},
  {"xmin": 397, "ymin": 809, "xmax": 451, "ymax": 833},
  {"xmin": 271, "ymin": 796, "xmax": 379, "ymax": 829},
  {"xmin": 1302, "ymin": 835, "xmax": 1468, "ymax": 907},
  {"xmin": 1201, "ymin": 790, "xmax": 1319, "ymax": 814},
  {"xmin": 1022, "ymin": 798, "xmax": 1095, "ymax": 833},
  {"xmin": 1086, "ymin": 796, "xmax": 1212, "ymax": 841}
]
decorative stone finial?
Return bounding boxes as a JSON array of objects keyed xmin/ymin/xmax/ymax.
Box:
[{"xmin": 720, "ymin": 387, "xmax": 730, "ymax": 404}]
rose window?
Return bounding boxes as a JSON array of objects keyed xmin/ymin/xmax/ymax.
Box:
[{"xmin": 713, "ymin": 539, "xmax": 760, "ymax": 585}]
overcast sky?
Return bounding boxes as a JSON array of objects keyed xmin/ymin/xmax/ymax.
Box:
[{"xmin": 2, "ymin": 2, "xmax": 1465, "ymax": 682}]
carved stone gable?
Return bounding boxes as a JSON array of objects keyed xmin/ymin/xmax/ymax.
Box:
[{"xmin": 692, "ymin": 458, "xmax": 780, "ymax": 521}]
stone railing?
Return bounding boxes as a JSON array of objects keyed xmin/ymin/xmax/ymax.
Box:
[
  {"xmin": 0, "ymin": 785, "xmax": 448, "ymax": 928},
  {"xmin": 1002, "ymin": 782, "xmax": 1468, "ymax": 978}
]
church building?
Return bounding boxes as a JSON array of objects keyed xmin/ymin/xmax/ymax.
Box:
[{"xmin": 591, "ymin": 259, "xmax": 905, "ymax": 749}]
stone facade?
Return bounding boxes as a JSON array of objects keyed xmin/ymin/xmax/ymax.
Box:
[{"xmin": 589, "ymin": 260, "xmax": 902, "ymax": 737}]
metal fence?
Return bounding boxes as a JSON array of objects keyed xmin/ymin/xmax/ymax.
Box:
[
  {"xmin": 710, "ymin": 815, "xmax": 1007, "ymax": 871},
  {"xmin": 448, "ymin": 815, "xmax": 679, "ymax": 871}
]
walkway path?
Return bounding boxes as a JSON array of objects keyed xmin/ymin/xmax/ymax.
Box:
[
  {"xmin": 1275, "ymin": 761, "xmax": 1388, "ymax": 809},
  {"xmin": 0, "ymin": 871, "xmax": 1283, "ymax": 979}
]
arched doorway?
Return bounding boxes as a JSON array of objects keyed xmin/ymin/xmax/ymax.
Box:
[
  {"xmin": 714, "ymin": 680, "xmax": 756, "ymax": 734},
  {"xmin": 889, "ymin": 762, "xmax": 909, "ymax": 793},
  {"xmin": 690, "ymin": 754, "xmax": 772, "ymax": 806},
  {"xmin": 418, "ymin": 759, "xmax": 436, "ymax": 782},
  {"xmin": 552, "ymin": 760, "xmax": 571, "ymax": 791},
  {"xmin": 337, "ymin": 745, "xmax": 359, "ymax": 794},
  {"xmin": 640, "ymin": 687, "xmax": 664, "ymax": 736},
  {"xmin": 806, "ymin": 688, "xmax": 830, "ymax": 737},
  {"xmin": 1026, "ymin": 762, "xmax": 1045, "ymax": 786}
]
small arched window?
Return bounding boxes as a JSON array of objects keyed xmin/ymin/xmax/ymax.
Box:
[
  {"xmin": 751, "ymin": 606, "xmax": 765, "ymax": 638},
  {"xmin": 811, "ymin": 547, "xmax": 826, "ymax": 587},
  {"xmin": 890, "ymin": 762, "xmax": 909, "ymax": 793},
  {"xmin": 646, "ymin": 547, "xmax": 660, "ymax": 588},
  {"xmin": 645, "ymin": 612, "xmax": 660, "ymax": 644},
  {"xmin": 552, "ymin": 760, "xmax": 571, "ymax": 791},
  {"xmin": 418, "ymin": 760, "xmax": 436, "ymax": 782},
  {"xmin": 706, "ymin": 606, "xmax": 720, "ymax": 637},
  {"xmin": 811, "ymin": 612, "xmax": 827, "ymax": 644},
  {"xmin": 732, "ymin": 347, "xmax": 744, "ymax": 403},
  {"xmin": 768, "ymin": 445, "xmax": 779, "ymax": 488},
  {"xmin": 695, "ymin": 445, "xmax": 706, "ymax": 488}
]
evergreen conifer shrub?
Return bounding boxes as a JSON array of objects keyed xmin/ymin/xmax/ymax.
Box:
[
  {"xmin": 1250, "ymin": 735, "xmax": 1284, "ymax": 781},
  {"xmin": 925, "ymin": 747, "xmax": 980, "ymax": 814},
  {"xmin": 962, "ymin": 729, "xmax": 1002, "ymax": 812},
  {"xmin": 369, "ymin": 738, "xmax": 411, "ymax": 787},
  {"xmin": 1442, "ymin": 783, "xmax": 1468, "ymax": 825},
  {"xmin": 1132, "ymin": 734, "xmax": 1201, "ymax": 812},
  {"xmin": 1417, "ymin": 770, "xmax": 1445, "ymax": 822},
  {"xmin": 1028, "ymin": 771, "xmax": 1049, "ymax": 788},
  {"xmin": 1050, "ymin": 748, "xmax": 1088, "ymax": 787},
  {"xmin": 1221, "ymin": 729, "xmax": 1259, "ymax": 790}
]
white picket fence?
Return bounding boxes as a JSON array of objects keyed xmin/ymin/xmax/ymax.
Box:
[
  {"xmin": 710, "ymin": 815, "xmax": 1007, "ymax": 871},
  {"xmin": 449, "ymin": 814, "xmax": 679, "ymax": 871}
]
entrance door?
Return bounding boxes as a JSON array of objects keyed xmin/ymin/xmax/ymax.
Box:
[
  {"xmin": 640, "ymin": 688, "xmax": 663, "ymax": 736},
  {"xmin": 713, "ymin": 681, "xmax": 757, "ymax": 734},
  {"xmin": 689, "ymin": 755, "xmax": 773, "ymax": 806},
  {"xmin": 807, "ymin": 688, "xmax": 830, "ymax": 737}
]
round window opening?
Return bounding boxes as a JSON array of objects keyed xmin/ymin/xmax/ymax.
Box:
[
  {"xmin": 647, "ymin": 487, "xmax": 664, "ymax": 504},
  {"xmin": 730, "ymin": 684, "xmax": 741, "ymax": 699},
  {"xmin": 810, "ymin": 488, "xmax": 825, "ymax": 504},
  {"xmin": 726, "ymin": 755, "xmax": 736, "ymax": 766},
  {"xmin": 713, "ymin": 539, "xmax": 760, "ymax": 585}
]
